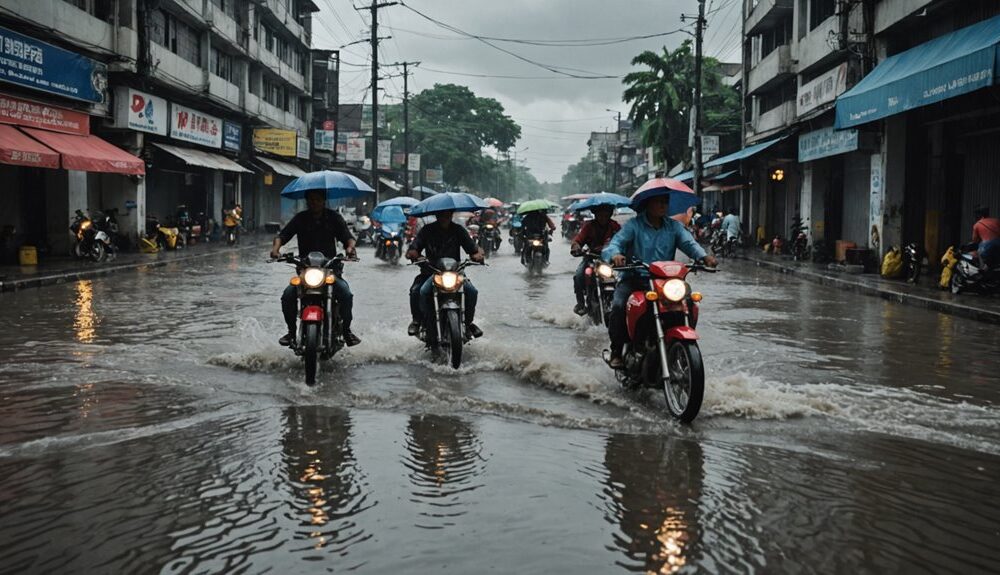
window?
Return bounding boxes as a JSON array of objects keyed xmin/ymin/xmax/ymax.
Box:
[
  {"xmin": 63, "ymin": 0, "xmax": 115, "ymax": 23},
  {"xmin": 151, "ymin": 10, "xmax": 202, "ymax": 65},
  {"xmin": 297, "ymin": 96, "xmax": 307, "ymax": 120},
  {"xmin": 263, "ymin": 76, "xmax": 285, "ymax": 107},
  {"xmin": 211, "ymin": 48, "xmax": 241, "ymax": 83},
  {"xmin": 810, "ymin": 0, "xmax": 836, "ymax": 30},
  {"xmin": 759, "ymin": 80, "xmax": 796, "ymax": 113}
]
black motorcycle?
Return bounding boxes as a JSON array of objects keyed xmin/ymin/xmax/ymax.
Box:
[
  {"xmin": 478, "ymin": 222, "xmax": 502, "ymax": 259},
  {"xmin": 790, "ymin": 218, "xmax": 809, "ymax": 261},
  {"xmin": 522, "ymin": 232, "xmax": 550, "ymax": 275},
  {"xmin": 950, "ymin": 245, "xmax": 1000, "ymax": 295},
  {"xmin": 410, "ymin": 258, "xmax": 485, "ymax": 369},
  {"xmin": 71, "ymin": 209, "xmax": 117, "ymax": 262},
  {"xmin": 274, "ymin": 252, "xmax": 355, "ymax": 385},
  {"xmin": 902, "ymin": 242, "xmax": 922, "ymax": 284},
  {"xmin": 576, "ymin": 249, "xmax": 616, "ymax": 326}
]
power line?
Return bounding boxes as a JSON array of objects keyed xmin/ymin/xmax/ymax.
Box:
[
  {"xmin": 383, "ymin": 24, "xmax": 692, "ymax": 47},
  {"xmin": 417, "ymin": 65, "xmax": 620, "ymax": 81}
]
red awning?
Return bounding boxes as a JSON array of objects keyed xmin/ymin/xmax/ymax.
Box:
[
  {"xmin": 0, "ymin": 125, "xmax": 59, "ymax": 169},
  {"xmin": 22, "ymin": 128, "xmax": 145, "ymax": 175}
]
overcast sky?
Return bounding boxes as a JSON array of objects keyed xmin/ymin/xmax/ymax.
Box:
[{"xmin": 311, "ymin": 0, "xmax": 743, "ymax": 183}]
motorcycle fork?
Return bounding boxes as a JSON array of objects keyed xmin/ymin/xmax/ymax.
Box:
[{"xmin": 649, "ymin": 278, "xmax": 672, "ymax": 388}]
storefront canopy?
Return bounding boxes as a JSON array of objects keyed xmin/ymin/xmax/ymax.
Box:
[
  {"xmin": 379, "ymin": 176, "xmax": 402, "ymax": 192},
  {"xmin": 257, "ymin": 156, "xmax": 307, "ymax": 178},
  {"xmin": 835, "ymin": 14, "xmax": 1000, "ymax": 129},
  {"xmin": 23, "ymin": 128, "xmax": 145, "ymax": 175},
  {"xmin": 669, "ymin": 137, "xmax": 785, "ymax": 182},
  {"xmin": 0, "ymin": 125, "xmax": 59, "ymax": 169},
  {"xmin": 154, "ymin": 143, "xmax": 250, "ymax": 173}
]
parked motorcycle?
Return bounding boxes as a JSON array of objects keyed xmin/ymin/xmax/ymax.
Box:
[
  {"xmin": 950, "ymin": 245, "xmax": 1000, "ymax": 295},
  {"xmin": 791, "ymin": 219, "xmax": 809, "ymax": 261},
  {"xmin": 175, "ymin": 205, "xmax": 204, "ymax": 245},
  {"xmin": 375, "ymin": 222, "xmax": 404, "ymax": 264},
  {"xmin": 71, "ymin": 209, "xmax": 116, "ymax": 262},
  {"xmin": 273, "ymin": 252, "xmax": 355, "ymax": 385},
  {"xmin": 410, "ymin": 257, "xmax": 485, "ymax": 369},
  {"xmin": 606, "ymin": 258, "xmax": 717, "ymax": 423},
  {"xmin": 145, "ymin": 215, "xmax": 185, "ymax": 251},
  {"xmin": 522, "ymin": 232, "xmax": 550, "ymax": 275},
  {"xmin": 902, "ymin": 242, "xmax": 922, "ymax": 283},
  {"xmin": 355, "ymin": 215, "xmax": 374, "ymax": 246},
  {"xmin": 576, "ymin": 249, "xmax": 616, "ymax": 327}
]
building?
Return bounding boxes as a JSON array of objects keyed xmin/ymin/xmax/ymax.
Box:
[{"xmin": 0, "ymin": 0, "xmax": 320, "ymax": 257}]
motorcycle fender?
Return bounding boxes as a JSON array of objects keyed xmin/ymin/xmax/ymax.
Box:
[
  {"xmin": 439, "ymin": 299, "xmax": 461, "ymax": 311},
  {"xmin": 625, "ymin": 292, "xmax": 648, "ymax": 341},
  {"xmin": 301, "ymin": 305, "xmax": 324, "ymax": 322},
  {"xmin": 664, "ymin": 325, "xmax": 699, "ymax": 341}
]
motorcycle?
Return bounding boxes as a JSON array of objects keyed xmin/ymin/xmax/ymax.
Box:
[
  {"xmin": 410, "ymin": 257, "xmax": 485, "ymax": 369},
  {"xmin": 709, "ymin": 228, "xmax": 726, "ymax": 256},
  {"xmin": 144, "ymin": 215, "xmax": 185, "ymax": 251},
  {"xmin": 222, "ymin": 209, "xmax": 242, "ymax": 246},
  {"xmin": 790, "ymin": 218, "xmax": 810, "ymax": 261},
  {"xmin": 522, "ymin": 232, "xmax": 550, "ymax": 275},
  {"xmin": 375, "ymin": 222, "xmax": 404, "ymax": 264},
  {"xmin": 902, "ymin": 242, "xmax": 922, "ymax": 283},
  {"xmin": 576, "ymin": 249, "xmax": 616, "ymax": 327},
  {"xmin": 478, "ymin": 222, "xmax": 502, "ymax": 259},
  {"xmin": 175, "ymin": 205, "xmax": 204, "ymax": 245},
  {"xmin": 355, "ymin": 215, "xmax": 375, "ymax": 246},
  {"xmin": 606, "ymin": 258, "xmax": 717, "ymax": 423},
  {"xmin": 509, "ymin": 220, "xmax": 525, "ymax": 255},
  {"xmin": 950, "ymin": 245, "xmax": 1000, "ymax": 295},
  {"xmin": 71, "ymin": 209, "xmax": 116, "ymax": 262},
  {"xmin": 273, "ymin": 252, "xmax": 355, "ymax": 386}
]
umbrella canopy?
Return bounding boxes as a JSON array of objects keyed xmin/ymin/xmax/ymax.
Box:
[
  {"xmin": 377, "ymin": 196, "xmax": 420, "ymax": 208},
  {"xmin": 374, "ymin": 205, "xmax": 407, "ymax": 224},
  {"xmin": 569, "ymin": 192, "xmax": 631, "ymax": 212},
  {"xmin": 409, "ymin": 192, "xmax": 489, "ymax": 217},
  {"xmin": 483, "ymin": 197, "xmax": 504, "ymax": 208},
  {"xmin": 281, "ymin": 170, "xmax": 374, "ymax": 200},
  {"xmin": 561, "ymin": 193, "xmax": 595, "ymax": 201},
  {"xmin": 517, "ymin": 199, "xmax": 558, "ymax": 214},
  {"xmin": 630, "ymin": 178, "xmax": 699, "ymax": 216}
]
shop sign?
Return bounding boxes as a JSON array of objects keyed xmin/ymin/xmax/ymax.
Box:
[
  {"xmin": 171, "ymin": 104, "xmax": 222, "ymax": 148},
  {"xmin": 264, "ymin": 173, "xmax": 273, "ymax": 185},
  {"xmin": 701, "ymin": 135, "xmax": 719, "ymax": 158},
  {"xmin": 346, "ymin": 137, "xmax": 365, "ymax": 161},
  {"xmin": 0, "ymin": 26, "xmax": 107, "ymax": 103},
  {"xmin": 0, "ymin": 91, "xmax": 88, "ymax": 135},
  {"xmin": 113, "ymin": 87, "xmax": 167, "ymax": 136},
  {"xmin": 252, "ymin": 128, "xmax": 296, "ymax": 156},
  {"xmin": 798, "ymin": 126, "xmax": 859, "ymax": 162},
  {"xmin": 392, "ymin": 152, "xmax": 405, "ymax": 168},
  {"xmin": 314, "ymin": 129, "xmax": 334, "ymax": 151},
  {"xmin": 407, "ymin": 153, "xmax": 420, "ymax": 172},
  {"xmin": 362, "ymin": 158, "xmax": 372, "ymax": 171},
  {"xmin": 322, "ymin": 120, "xmax": 335, "ymax": 131},
  {"xmin": 377, "ymin": 139, "xmax": 391, "ymax": 170},
  {"xmin": 797, "ymin": 62, "xmax": 848, "ymax": 116},
  {"xmin": 869, "ymin": 154, "xmax": 883, "ymax": 250},
  {"xmin": 425, "ymin": 168, "xmax": 443, "ymax": 184},
  {"xmin": 223, "ymin": 121, "xmax": 242, "ymax": 152},
  {"xmin": 297, "ymin": 136, "xmax": 310, "ymax": 159}
]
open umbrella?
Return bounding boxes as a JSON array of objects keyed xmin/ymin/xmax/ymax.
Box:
[
  {"xmin": 561, "ymin": 193, "xmax": 595, "ymax": 201},
  {"xmin": 374, "ymin": 205, "xmax": 407, "ymax": 224},
  {"xmin": 517, "ymin": 199, "xmax": 558, "ymax": 214},
  {"xmin": 409, "ymin": 192, "xmax": 489, "ymax": 217},
  {"xmin": 630, "ymin": 178, "xmax": 699, "ymax": 216},
  {"xmin": 569, "ymin": 192, "xmax": 632, "ymax": 212},
  {"xmin": 483, "ymin": 197, "xmax": 504, "ymax": 208},
  {"xmin": 281, "ymin": 170, "xmax": 374, "ymax": 200}
]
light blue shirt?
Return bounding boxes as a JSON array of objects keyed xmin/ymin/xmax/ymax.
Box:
[
  {"xmin": 602, "ymin": 213, "xmax": 707, "ymax": 271},
  {"xmin": 722, "ymin": 213, "xmax": 742, "ymax": 239}
]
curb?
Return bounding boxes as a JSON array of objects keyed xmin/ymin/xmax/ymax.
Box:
[
  {"xmin": 0, "ymin": 241, "xmax": 268, "ymax": 293},
  {"xmin": 743, "ymin": 255, "xmax": 1000, "ymax": 325}
]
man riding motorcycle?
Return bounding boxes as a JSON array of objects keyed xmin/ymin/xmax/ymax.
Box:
[
  {"xmin": 602, "ymin": 195, "xmax": 717, "ymax": 369},
  {"xmin": 271, "ymin": 190, "xmax": 361, "ymax": 347},
  {"xmin": 405, "ymin": 210, "xmax": 486, "ymax": 340},
  {"xmin": 570, "ymin": 204, "xmax": 621, "ymax": 315},
  {"xmin": 520, "ymin": 209, "xmax": 556, "ymax": 265},
  {"xmin": 969, "ymin": 205, "xmax": 1000, "ymax": 268}
]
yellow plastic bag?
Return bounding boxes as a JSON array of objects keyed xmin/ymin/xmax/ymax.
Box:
[
  {"xmin": 939, "ymin": 246, "xmax": 958, "ymax": 289},
  {"xmin": 881, "ymin": 247, "xmax": 903, "ymax": 278}
]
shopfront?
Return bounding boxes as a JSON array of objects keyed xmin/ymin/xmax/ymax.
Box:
[{"xmin": 252, "ymin": 128, "xmax": 309, "ymax": 226}]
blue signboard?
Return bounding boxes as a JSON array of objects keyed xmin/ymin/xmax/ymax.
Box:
[
  {"xmin": 0, "ymin": 26, "xmax": 107, "ymax": 103},
  {"xmin": 799, "ymin": 127, "xmax": 859, "ymax": 162},
  {"xmin": 223, "ymin": 121, "xmax": 242, "ymax": 152}
]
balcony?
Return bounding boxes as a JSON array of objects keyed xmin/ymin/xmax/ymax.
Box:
[
  {"xmin": 753, "ymin": 100, "xmax": 796, "ymax": 137},
  {"xmin": 209, "ymin": 74, "xmax": 242, "ymax": 109},
  {"xmin": 1, "ymin": 0, "xmax": 123, "ymax": 57},
  {"xmin": 258, "ymin": 47, "xmax": 282, "ymax": 75},
  {"xmin": 745, "ymin": 0, "xmax": 793, "ymax": 36},
  {"xmin": 263, "ymin": 0, "xmax": 306, "ymax": 43},
  {"xmin": 150, "ymin": 43, "xmax": 205, "ymax": 92},
  {"xmin": 208, "ymin": 5, "xmax": 243, "ymax": 51},
  {"xmin": 875, "ymin": 0, "xmax": 934, "ymax": 35},
  {"xmin": 747, "ymin": 45, "xmax": 794, "ymax": 95},
  {"xmin": 797, "ymin": 15, "xmax": 840, "ymax": 74},
  {"xmin": 279, "ymin": 62, "xmax": 306, "ymax": 93}
]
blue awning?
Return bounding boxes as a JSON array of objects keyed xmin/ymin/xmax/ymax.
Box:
[
  {"xmin": 668, "ymin": 137, "xmax": 784, "ymax": 182},
  {"xmin": 671, "ymin": 169, "xmax": 694, "ymax": 183},
  {"xmin": 835, "ymin": 14, "xmax": 1000, "ymax": 129}
]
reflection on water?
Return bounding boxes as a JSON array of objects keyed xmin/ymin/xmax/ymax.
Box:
[
  {"xmin": 281, "ymin": 406, "xmax": 375, "ymax": 555},
  {"xmin": 404, "ymin": 414, "xmax": 486, "ymax": 529},
  {"xmin": 600, "ymin": 434, "xmax": 703, "ymax": 574},
  {"xmin": 73, "ymin": 280, "xmax": 98, "ymax": 343}
]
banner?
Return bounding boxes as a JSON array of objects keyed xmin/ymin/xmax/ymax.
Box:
[
  {"xmin": 798, "ymin": 127, "xmax": 859, "ymax": 162},
  {"xmin": 797, "ymin": 62, "xmax": 847, "ymax": 117},
  {"xmin": 0, "ymin": 26, "xmax": 107, "ymax": 103},
  {"xmin": 314, "ymin": 129, "xmax": 335, "ymax": 151},
  {"xmin": 253, "ymin": 128, "xmax": 296, "ymax": 156},
  {"xmin": 0, "ymin": 91, "xmax": 88, "ymax": 135},
  {"xmin": 223, "ymin": 121, "xmax": 242, "ymax": 152},
  {"xmin": 377, "ymin": 139, "xmax": 391, "ymax": 170},
  {"xmin": 425, "ymin": 168, "xmax": 443, "ymax": 184},
  {"xmin": 114, "ymin": 87, "xmax": 167, "ymax": 136},
  {"xmin": 297, "ymin": 136, "xmax": 310, "ymax": 159},
  {"xmin": 407, "ymin": 153, "xmax": 420, "ymax": 172},
  {"xmin": 701, "ymin": 135, "xmax": 719, "ymax": 157},
  {"xmin": 346, "ymin": 137, "xmax": 365, "ymax": 162},
  {"xmin": 171, "ymin": 104, "xmax": 223, "ymax": 148}
]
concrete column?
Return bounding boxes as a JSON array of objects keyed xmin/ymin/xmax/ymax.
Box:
[
  {"xmin": 800, "ymin": 163, "xmax": 814, "ymax": 242},
  {"xmin": 212, "ymin": 171, "xmax": 224, "ymax": 221},
  {"xmin": 64, "ymin": 170, "xmax": 89, "ymax": 255},
  {"xmin": 883, "ymin": 116, "xmax": 906, "ymax": 253}
]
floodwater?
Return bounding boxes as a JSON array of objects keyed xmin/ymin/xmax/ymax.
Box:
[{"xmin": 1, "ymin": 235, "xmax": 999, "ymax": 574}]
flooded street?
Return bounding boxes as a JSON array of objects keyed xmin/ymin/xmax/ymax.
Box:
[{"xmin": 1, "ymin": 239, "xmax": 999, "ymax": 574}]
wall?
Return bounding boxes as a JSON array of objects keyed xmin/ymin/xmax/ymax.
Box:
[
  {"xmin": 882, "ymin": 116, "xmax": 907, "ymax": 252},
  {"xmin": 842, "ymin": 151, "xmax": 872, "ymax": 247}
]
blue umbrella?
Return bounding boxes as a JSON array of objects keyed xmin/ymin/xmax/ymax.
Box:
[
  {"xmin": 374, "ymin": 205, "xmax": 407, "ymax": 224},
  {"xmin": 371, "ymin": 196, "xmax": 419, "ymax": 222},
  {"xmin": 570, "ymin": 192, "xmax": 631, "ymax": 212},
  {"xmin": 409, "ymin": 192, "xmax": 489, "ymax": 217},
  {"xmin": 281, "ymin": 170, "xmax": 374, "ymax": 200},
  {"xmin": 630, "ymin": 178, "xmax": 699, "ymax": 216}
]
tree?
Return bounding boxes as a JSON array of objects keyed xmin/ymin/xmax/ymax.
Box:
[
  {"xmin": 407, "ymin": 84, "xmax": 522, "ymax": 186},
  {"xmin": 622, "ymin": 40, "xmax": 740, "ymax": 170}
]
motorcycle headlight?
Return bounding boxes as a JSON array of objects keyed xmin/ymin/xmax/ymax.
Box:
[
  {"xmin": 81, "ymin": 220, "xmax": 92, "ymax": 230},
  {"xmin": 531, "ymin": 239, "xmax": 543, "ymax": 247},
  {"xmin": 662, "ymin": 279, "xmax": 688, "ymax": 302},
  {"xmin": 433, "ymin": 271, "xmax": 463, "ymax": 292},
  {"xmin": 302, "ymin": 268, "xmax": 326, "ymax": 288},
  {"xmin": 596, "ymin": 263, "xmax": 614, "ymax": 278},
  {"xmin": 486, "ymin": 224, "xmax": 494, "ymax": 229}
]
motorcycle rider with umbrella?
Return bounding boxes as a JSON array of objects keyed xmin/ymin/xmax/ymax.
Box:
[{"xmin": 569, "ymin": 194, "xmax": 628, "ymax": 315}]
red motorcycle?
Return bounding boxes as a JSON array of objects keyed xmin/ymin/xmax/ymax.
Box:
[{"xmin": 607, "ymin": 258, "xmax": 716, "ymax": 422}]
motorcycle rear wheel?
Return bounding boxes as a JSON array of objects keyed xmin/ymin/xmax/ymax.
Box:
[
  {"xmin": 950, "ymin": 272, "xmax": 964, "ymax": 294},
  {"xmin": 446, "ymin": 310, "xmax": 463, "ymax": 369},
  {"xmin": 303, "ymin": 323, "xmax": 320, "ymax": 385},
  {"xmin": 663, "ymin": 341, "xmax": 704, "ymax": 423}
]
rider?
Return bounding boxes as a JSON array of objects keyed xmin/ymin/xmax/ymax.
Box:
[
  {"xmin": 602, "ymin": 195, "xmax": 717, "ymax": 369},
  {"xmin": 405, "ymin": 210, "xmax": 486, "ymax": 339},
  {"xmin": 970, "ymin": 205, "xmax": 1000, "ymax": 268},
  {"xmin": 520, "ymin": 208, "xmax": 556, "ymax": 264},
  {"xmin": 722, "ymin": 207, "xmax": 742, "ymax": 242},
  {"xmin": 270, "ymin": 190, "xmax": 360, "ymax": 348},
  {"xmin": 570, "ymin": 204, "xmax": 621, "ymax": 315}
]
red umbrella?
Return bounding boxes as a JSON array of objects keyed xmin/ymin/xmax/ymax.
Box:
[{"xmin": 483, "ymin": 197, "xmax": 504, "ymax": 208}]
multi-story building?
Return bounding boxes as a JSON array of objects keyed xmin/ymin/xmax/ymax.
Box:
[{"xmin": 0, "ymin": 0, "xmax": 319, "ymax": 256}]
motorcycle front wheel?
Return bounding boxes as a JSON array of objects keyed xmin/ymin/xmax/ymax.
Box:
[
  {"xmin": 303, "ymin": 323, "xmax": 320, "ymax": 385},
  {"xmin": 445, "ymin": 310, "xmax": 463, "ymax": 369},
  {"xmin": 663, "ymin": 340, "xmax": 704, "ymax": 423},
  {"xmin": 950, "ymin": 272, "xmax": 965, "ymax": 294},
  {"xmin": 91, "ymin": 241, "xmax": 106, "ymax": 262}
]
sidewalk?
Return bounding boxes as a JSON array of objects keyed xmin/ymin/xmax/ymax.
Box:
[
  {"xmin": 739, "ymin": 252, "xmax": 1000, "ymax": 325},
  {"xmin": 0, "ymin": 236, "xmax": 269, "ymax": 293}
]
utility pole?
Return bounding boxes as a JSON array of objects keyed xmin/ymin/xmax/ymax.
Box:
[
  {"xmin": 358, "ymin": 1, "xmax": 398, "ymax": 203},
  {"xmin": 386, "ymin": 61, "xmax": 419, "ymax": 197},
  {"xmin": 693, "ymin": 0, "xmax": 706, "ymax": 196},
  {"xmin": 612, "ymin": 110, "xmax": 622, "ymax": 192}
]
